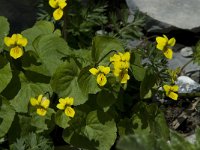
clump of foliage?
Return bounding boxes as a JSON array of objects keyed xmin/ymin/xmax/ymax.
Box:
[{"xmin": 0, "ymin": 0, "xmax": 197, "ymax": 150}]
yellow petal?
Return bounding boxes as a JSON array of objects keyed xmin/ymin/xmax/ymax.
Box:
[
  {"xmin": 156, "ymin": 37, "xmax": 167, "ymax": 47},
  {"xmin": 59, "ymin": 98, "xmax": 67, "ymax": 105},
  {"xmin": 17, "ymin": 37, "xmax": 28, "ymax": 47},
  {"xmin": 65, "ymin": 106, "xmax": 75, "ymax": 118},
  {"xmin": 98, "ymin": 66, "xmax": 110, "ymax": 74},
  {"xmin": 10, "ymin": 46, "xmax": 23, "ymax": 59},
  {"xmin": 120, "ymin": 73, "xmax": 130, "ymax": 84},
  {"xmin": 163, "ymin": 35, "xmax": 169, "ymax": 41},
  {"xmin": 57, "ymin": 103, "xmax": 65, "ymax": 110},
  {"xmin": 37, "ymin": 108, "xmax": 47, "ymax": 116},
  {"xmin": 168, "ymin": 38, "xmax": 176, "ymax": 47},
  {"xmin": 122, "ymin": 52, "xmax": 131, "ymax": 61},
  {"xmin": 10, "ymin": 34, "xmax": 18, "ymax": 42},
  {"xmin": 113, "ymin": 68, "xmax": 121, "ymax": 77},
  {"xmin": 156, "ymin": 43, "xmax": 165, "ymax": 51},
  {"xmin": 49, "ymin": 0, "xmax": 58, "ymax": 8},
  {"xmin": 65, "ymin": 97, "xmax": 74, "ymax": 105},
  {"xmin": 37, "ymin": 95, "xmax": 43, "ymax": 103},
  {"xmin": 110, "ymin": 54, "xmax": 121, "ymax": 62},
  {"xmin": 58, "ymin": 0, "xmax": 67, "ymax": 9},
  {"xmin": 30, "ymin": 98, "xmax": 39, "ymax": 106},
  {"xmin": 168, "ymin": 92, "xmax": 178, "ymax": 100},
  {"xmin": 40, "ymin": 97, "xmax": 50, "ymax": 109},
  {"xmin": 163, "ymin": 48, "xmax": 173, "ymax": 59},
  {"xmin": 171, "ymin": 85, "xmax": 179, "ymax": 92},
  {"xmin": 163, "ymin": 85, "xmax": 170, "ymax": 93},
  {"xmin": 97, "ymin": 73, "xmax": 107, "ymax": 86},
  {"xmin": 89, "ymin": 68, "xmax": 99, "ymax": 75},
  {"xmin": 53, "ymin": 8, "xmax": 63, "ymax": 20},
  {"xmin": 113, "ymin": 61, "xmax": 122, "ymax": 69},
  {"xmin": 4, "ymin": 37, "xmax": 15, "ymax": 47}
]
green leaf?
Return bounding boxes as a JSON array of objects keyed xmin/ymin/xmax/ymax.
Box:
[
  {"xmin": 170, "ymin": 131, "xmax": 195, "ymax": 150},
  {"xmin": 140, "ymin": 70, "xmax": 157, "ymax": 99},
  {"xmin": 116, "ymin": 134, "xmax": 156, "ymax": 150},
  {"xmin": 149, "ymin": 111, "xmax": 169, "ymax": 140},
  {"xmin": 31, "ymin": 108, "xmax": 55, "ymax": 133},
  {"xmin": 10, "ymin": 72, "xmax": 52, "ymax": 113},
  {"xmin": 32, "ymin": 34, "xmax": 71, "ymax": 76},
  {"xmin": 0, "ymin": 16, "xmax": 9, "ymax": 50},
  {"xmin": 96, "ymin": 90, "xmax": 116, "ymax": 108},
  {"xmin": 0, "ymin": 56, "xmax": 12, "ymax": 93},
  {"xmin": 55, "ymin": 110, "xmax": 70, "ymax": 129},
  {"xmin": 22, "ymin": 21, "xmax": 55, "ymax": 51},
  {"xmin": 78, "ymin": 66, "xmax": 101, "ymax": 95},
  {"xmin": 131, "ymin": 102, "xmax": 169, "ymax": 140},
  {"xmin": 117, "ymin": 118, "xmax": 134, "ymax": 136},
  {"xmin": 83, "ymin": 111, "xmax": 117, "ymax": 150},
  {"xmin": 92, "ymin": 36, "xmax": 123, "ymax": 65},
  {"xmin": 0, "ymin": 96, "xmax": 15, "ymax": 138},
  {"xmin": 51, "ymin": 59, "xmax": 87, "ymax": 106},
  {"xmin": 131, "ymin": 65, "xmax": 145, "ymax": 81},
  {"xmin": 130, "ymin": 51, "xmax": 145, "ymax": 81}
]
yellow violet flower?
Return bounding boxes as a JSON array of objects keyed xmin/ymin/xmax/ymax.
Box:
[
  {"xmin": 114, "ymin": 68, "xmax": 130, "ymax": 84},
  {"xmin": 156, "ymin": 35, "xmax": 176, "ymax": 59},
  {"xmin": 110, "ymin": 52, "xmax": 130, "ymax": 69},
  {"xmin": 163, "ymin": 85, "xmax": 179, "ymax": 100},
  {"xmin": 30, "ymin": 95, "xmax": 50, "ymax": 116},
  {"xmin": 49, "ymin": 0, "xmax": 67, "ymax": 20},
  {"xmin": 57, "ymin": 97, "xmax": 75, "ymax": 118},
  {"xmin": 89, "ymin": 65, "xmax": 110, "ymax": 86},
  {"xmin": 110, "ymin": 52, "xmax": 131, "ymax": 84},
  {"xmin": 4, "ymin": 34, "xmax": 28, "ymax": 59},
  {"xmin": 53, "ymin": 8, "xmax": 64, "ymax": 20}
]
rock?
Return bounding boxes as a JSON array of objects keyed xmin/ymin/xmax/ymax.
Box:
[
  {"xmin": 180, "ymin": 47, "xmax": 193, "ymax": 57},
  {"xmin": 176, "ymin": 76, "xmax": 200, "ymax": 93},
  {"xmin": 126, "ymin": 0, "xmax": 200, "ymax": 32}
]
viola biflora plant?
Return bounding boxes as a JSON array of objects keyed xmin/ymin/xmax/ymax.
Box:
[{"xmin": 0, "ymin": 1, "xmax": 193, "ymax": 149}]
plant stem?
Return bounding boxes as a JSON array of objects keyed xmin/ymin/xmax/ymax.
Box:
[
  {"xmin": 62, "ymin": 7, "xmax": 67, "ymax": 41},
  {"xmin": 95, "ymin": 49, "xmax": 118, "ymax": 66},
  {"xmin": 179, "ymin": 58, "xmax": 193, "ymax": 75}
]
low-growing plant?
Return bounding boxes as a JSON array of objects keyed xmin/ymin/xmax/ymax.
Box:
[{"xmin": 0, "ymin": 0, "xmax": 193, "ymax": 150}]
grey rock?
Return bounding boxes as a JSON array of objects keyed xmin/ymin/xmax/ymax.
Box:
[
  {"xmin": 126, "ymin": 0, "xmax": 200, "ymax": 32},
  {"xmin": 176, "ymin": 76, "xmax": 200, "ymax": 93},
  {"xmin": 180, "ymin": 47, "xmax": 193, "ymax": 57}
]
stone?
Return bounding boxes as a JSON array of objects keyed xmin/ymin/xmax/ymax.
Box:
[
  {"xmin": 180, "ymin": 47, "xmax": 193, "ymax": 57},
  {"xmin": 126, "ymin": 0, "xmax": 200, "ymax": 32},
  {"xmin": 176, "ymin": 76, "xmax": 200, "ymax": 93}
]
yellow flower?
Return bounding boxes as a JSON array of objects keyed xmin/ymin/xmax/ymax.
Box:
[
  {"xmin": 30, "ymin": 95, "xmax": 50, "ymax": 116},
  {"xmin": 53, "ymin": 8, "xmax": 64, "ymax": 20},
  {"xmin": 114, "ymin": 68, "xmax": 130, "ymax": 84},
  {"xmin": 4, "ymin": 34, "xmax": 28, "ymax": 47},
  {"xmin": 110, "ymin": 52, "xmax": 131, "ymax": 84},
  {"xmin": 163, "ymin": 85, "xmax": 179, "ymax": 100},
  {"xmin": 49, "ymin": 0, "xmax": 67, "ymax": 20},
  {"xmin": 57, "ymin": 97, "xmax": 75, "ymax": 118},
  {"xmin": 10, "ymin": 46, "xmax": 23, "ymax": 59},
  {"xmin": 156, "ymin": 35, "xmax": 176, "ymax": 59},
  {"xmin": 4, "ymin": 34, "xmax": 28, "ymax": 59},
  {"xmin": 89, "ymin": 66, "xmax": 110, "ymax": 86}
]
